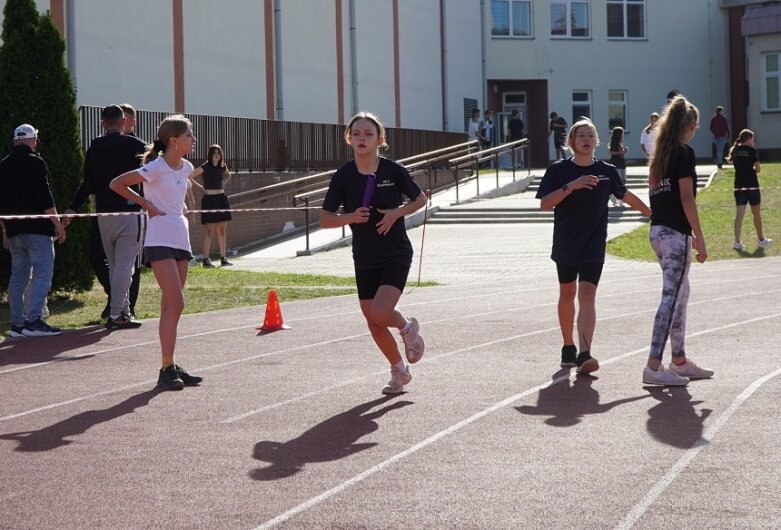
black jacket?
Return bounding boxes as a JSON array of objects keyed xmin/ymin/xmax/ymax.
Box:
[{"xmin": 0, "ymin": 144, "xmax": 56, "ymax": 237}]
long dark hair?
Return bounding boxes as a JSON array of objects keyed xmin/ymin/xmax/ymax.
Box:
[
  {"xmin": 649, "ymin": 96, "xmax": 699, "ymax": 188},
  {"xmin": 726, "ymin": 129, "xmax": 754, "ymax": 164},
  {"xmin": 609, "ymin": 127, "xmax": 624, "ymax": 153},
  {"xmin": 206, "ymin": 144, "xmax": 226, "ymax": 168}
]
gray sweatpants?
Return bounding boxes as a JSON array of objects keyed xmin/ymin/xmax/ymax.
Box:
[
  {"xmin": 98, "ymin": 215, "xmax": 144, "ymax": 319},
  {"xmin": 648, "ymin": 225, "xmax": 691, "ymax": 361}
]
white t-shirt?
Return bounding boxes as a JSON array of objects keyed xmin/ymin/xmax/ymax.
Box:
[
  {"xmin": 140, "ymin": 156, "xmax": 194, "ymax": 252},
  {"xmin": 468, "ymin": 120, "xmax": 480, "ymax": 141},
  {"xmin": 640, "ymin": 127, "xmax": 656, "ymax": 157}
]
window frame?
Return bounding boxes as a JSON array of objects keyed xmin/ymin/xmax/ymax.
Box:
[
  {"xmin": 608, "ymin": 89, "xmax": 629, "ymax": 130},
  {"xmin": 606, "ymin": 0, "xmax": 646, "ymax": 40},
  {"xmin": 550, "ymin": 0, "xmax": 590, "ymax": 39},
  {"xmin": 762, "ymin": 52, "xmax": 781, "ymax": 112},
  {"xmin": 491, "ymin": 0, "xmax": 533, "ymax": 39},
  {"xmin": 571, "ymin": 90, "xmax": 592, "ymax": 123}
]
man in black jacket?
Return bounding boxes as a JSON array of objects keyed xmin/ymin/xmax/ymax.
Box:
[
  {"xmin": 0, "ymin": 124, "xmax": 66, "ymax": 337},
  {"xmin": 63, "ymin": 105, "xmax": 146, "ymax": 330}
]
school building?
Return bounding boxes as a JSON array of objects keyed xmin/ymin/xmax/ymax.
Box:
[{"xmin": 4, "ymin": 0, "xmax": 781, "ymax": 165}]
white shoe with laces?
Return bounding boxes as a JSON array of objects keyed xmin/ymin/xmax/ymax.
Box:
[
  {"xmin": 668, "ymin": 359, "xmax": 714, "ymax": 379},
  {"xmin": 758, "ymin": 238, "xmax": 773, "ymax": 249},
  {"xmin": 643, "ymin": 365, "xmax": 689, "ymax": 386},
  {"xmin": 401, "ymin": 317, "xmax": 425, "ymax": 364},
  {"xmin": 382, "ymin": 366, "xmax": 412, "ymax": 395},
  {"xmin": 733, "ymin": 241, "xmax": 744, "ymax": 251}
]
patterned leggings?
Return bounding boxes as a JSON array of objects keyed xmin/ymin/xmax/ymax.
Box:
[{"xmin": 648, "ymin": 225, "xmax": 691, "ymax": 361}]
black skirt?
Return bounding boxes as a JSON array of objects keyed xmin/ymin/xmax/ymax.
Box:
[{"xmin": 201, "ymin": 193, "xmax": 232, "ymax": 224}]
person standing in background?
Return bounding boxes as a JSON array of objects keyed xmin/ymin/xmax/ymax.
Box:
[
  {"xmin": 640, "ymin": 112, "xmax": 659, "ymax": 160},
  {"xmin": 506, "ymin": 110, "xmax": 526, "ymax": 168},
  {"xmin": 0, "ymin": 124, "xmax": 66, "ymax": 337},
  {"xmin": 709, "ymin": 105, "xmax": 730, "ymax": 169},
  {"xmin": 549, "ymin": 112, "xmax": 568, "ymax": 161},
  {"xmin": 727, "ymin": 129, "xmax": 772, "ymax": 251}
]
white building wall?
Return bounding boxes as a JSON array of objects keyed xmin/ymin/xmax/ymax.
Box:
[
  {"xmin": 485, "ymin": 0, "xmax": 729, "ymax": 159},
  {"xmin": 353, "ymin": 1, "xmax": 395, "ymax": 126},
  {"xmin": 745, "ymin": 33, "xmax": 781, "ymax": 144},
  {"xmin": 182, "ymin": 0, "xmax": 266, "ymax": 119},
  {"xmin": 442, "ymin": 0, "xmax": 483, "ymax": 133}
]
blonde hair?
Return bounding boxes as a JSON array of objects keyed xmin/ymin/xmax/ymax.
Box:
[
  {"xmin": 344, "ymin": 111, "xmax": 388, "ymax": 150},
  {"xmin": 142, "ymin": 114, "xmax": 192, "ymax": 165},
  {"xmin": 726, "ymin": 129, "xmax": 754, "ymax": 164},
  {"xmin": 649, "ymin": 96, "xmax": 699, "ymax": 188},
  {"xmin": 565, "ymin": 117, "xmax": 599, "ymax": 150}
]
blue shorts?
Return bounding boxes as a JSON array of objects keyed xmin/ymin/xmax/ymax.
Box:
[
  {"xmin": 355, "ymin": 263, "xmax": 410, "ymax": 300},
  {"xmin": 734, "ymin": 189, "xmax": 761, "ymax": 206},
  {"xmin": 556, "ymin": 262, "xmax": 604, "ymax": 286}
]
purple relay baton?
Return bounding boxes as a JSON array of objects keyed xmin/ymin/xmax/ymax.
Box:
[{"xmin": 361, "ymin": 173, "xmax": 377, "ymax": 208}]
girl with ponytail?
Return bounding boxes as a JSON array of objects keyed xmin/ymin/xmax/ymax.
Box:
[
  {"xmin": 110, "ymin": 115, "xmax": 202, "ymax": 391},
  {"xmin": 726, "ymin": 129, "xmax": 772, "ymax": 251},
  {"xmin": 643, "ymin": 96, "xmax": 713, "ymax": 386}
]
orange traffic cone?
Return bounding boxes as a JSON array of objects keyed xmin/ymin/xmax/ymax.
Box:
[{"xmin": 256, "ymin": 289, "xmax": 290, "ymax": 333}]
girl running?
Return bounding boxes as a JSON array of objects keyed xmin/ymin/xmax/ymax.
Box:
[
  {"xmin": 320, "ymin": 112, "xmax": 427, "ymax": 394},
  {"xmin": 726, "ymin": 129, "xmax": 772, "ymax": 251},
  {"xmin": 110, "ymin": 115, "xmax": 202, "ymax": 391},
  {"xmin": 644, "ymin": 96, "xmax": 714, "ymax": 386},
  {"xmin": 536, "ymin": 118, "xmax": 651, "ymax": 374}
]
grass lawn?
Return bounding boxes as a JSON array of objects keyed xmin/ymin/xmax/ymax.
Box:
[{"xmin": 608, "ymin": 162, "xmax": 781, "ymax": 261}]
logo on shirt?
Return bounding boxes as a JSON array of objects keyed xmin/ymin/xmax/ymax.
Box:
[
  {"xmin": 650, "ymin": 178, "xmax": 672, "ymax": 196},
  {"xmin": 596, "ymin": 174, "xmax": 610, "ymax": 181}
]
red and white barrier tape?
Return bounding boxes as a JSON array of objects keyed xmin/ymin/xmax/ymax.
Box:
[{"xmin": 0, "ymin": 206, "xmax": 321, "ymax": 220}]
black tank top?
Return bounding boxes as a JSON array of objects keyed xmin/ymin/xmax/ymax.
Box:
[{"xmin": 200, "ymin": 163, "xmax": 226, "ymax": 190}]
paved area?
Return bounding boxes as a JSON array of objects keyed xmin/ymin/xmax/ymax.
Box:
[{"xmin": 5, "ymin": 163, "xmax": 781, "ymax": 529}]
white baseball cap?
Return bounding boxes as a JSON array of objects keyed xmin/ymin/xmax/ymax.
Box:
[{"xmin": 13, "ymin": 124, "xmax": 38, "ymax": 140}]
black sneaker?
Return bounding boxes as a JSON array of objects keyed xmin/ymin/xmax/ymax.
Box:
[
  {"xmin": 220, "ymin": 257, "xmax": 233, "ymax": 267},
  {"xmin": 202, "ymin": 258, "xmax": 215, "ymax": 268},
  {"xmin": 105, "ymin": 314, "xmax": 142, "ymax": 330},
  {"xmin": 576, "ymin": 351, "xmax": 600, "ymax": 374},
  {"xmin": 8, "ymin": 324, "xmax": 27, "ymax": 338},
  {"xmin": 174, "ymin": 364, "xmax": 203, "ymax": 386},
  {"xmin": 560, "ymin": 345, "xmax": 577, "ymax": 367},
  {"xmin": 101, "ymin": 304, "xmax": 111, "ymax": 319},
  {"xmin": 22, "ymin": 319, "xmax": 62, "ymax": 337},
  {"xmin": 122, "ymin": 313, "xmax": 143, "ymax": 328},
  {"xmin": 158, "ymin": 365, "xmax": 185, "ymax": 390}
]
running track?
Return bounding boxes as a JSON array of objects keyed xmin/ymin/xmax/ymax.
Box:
[{"xmin": 1, "ymin": 256, "xmax": 780, "ymax": 529}]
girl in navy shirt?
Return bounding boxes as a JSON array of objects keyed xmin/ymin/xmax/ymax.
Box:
[
  {"xmin": 726, "ymin": 129, "xmax": 772, "ymax": 251},
  {"xmin": 321, "ymin": 112, "xmax": 427, "ymax": 394},
  {"xmin": 536, "ymin": 118, "xmax": 650, "ymax": 374}
]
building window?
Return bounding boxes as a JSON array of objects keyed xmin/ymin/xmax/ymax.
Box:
[
  {"xmin": 607, "ymin": 0, "xmax": 645, "ymax": 39},
  {"xmin": 491, "ymin": 1, "xmax": 532, "ymax": 37},
  {"xmin": 608, "ymin": 90, "xmax": 628, "ymax": 129},
  {"xmin": 763, "ymin": 52, "xmax": 780, "ymax": 111},
  {"xmin": 551, "ymin": 1, "xmax": 589, "ymax": 38},
  {"xmin": 572, "ymin": 90, "xmax": 592, "ymax": 122}
]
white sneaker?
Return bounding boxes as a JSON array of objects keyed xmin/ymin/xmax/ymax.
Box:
[
  {"xmin": 382, "ymin": 366, "xmax": 412, "ymax": 395},
  {"xmin": 668, "ymin": 359, "xmax": 714, "ymax": 379},
  {"xmin": 401, "ymin": 317, "xmax": 425, "ymax": 364},
  {"xmin": 643, "ymin": 365, "xmax": 689, "ymax": 386},
  {"xmin": 733, "ymin": 241, "xmax": 744, "ymax": 251},
  {"xmin": 758, "ymin": 238, "xmax": 773, "ymax": 249}
]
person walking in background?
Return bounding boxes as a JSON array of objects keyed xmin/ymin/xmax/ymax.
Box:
[
  {"xmin": 467, "ymin": 108, "xmax": 481, "ymax": 143},
  {"xmin": 727, "ymin": 129, "xmax": 772, "ymax": 251},
  {"xmin": 64, "ymin": 105, "xmax": 146, "ymax": 330},
  {"xmin": 536, "ymin": 118, "xmax": 651, "ymax": 375},
  {"xmin": 110, "ymin": 114, "xmax": 202, "ymax": 391},
  {"xmin": 608, "ymin": 126, "xmax": 628, "ymax": 206},
  {"xmin": 506, "ymin": 109, "xmax": 526, "ymax": 168},
  {"xmin": 320, "ymin": 112, "xmax": 426, "ymax": 395},
  {"xmin": 709, "ymin": 105, "xmax": 730, "ymax": 169},
  {"xmin": 549, "ymin": 112, "xmax": 568, "ymax": 161},
  {"xmin": 640, "ymin": 112, "xmax": 659, "ymax": 160},
  {"xmin": 643, "ymin": 95, "xmax": 714, "ymax": 386},
  {"xmin": 0, "ymin": 124, "xmax": 66, "ymax": 337},
  {"xmin": 188, "ymin": 144, "xmax": 233, "ymax": 267}
]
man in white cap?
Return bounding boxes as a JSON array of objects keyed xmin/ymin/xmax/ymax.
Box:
[{"xmin": 0, "ymin": 124, "xmax": 66, "ymax": 337}]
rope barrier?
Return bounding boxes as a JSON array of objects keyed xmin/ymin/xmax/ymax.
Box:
[{"xmin": 0, "ymin": 206, "xmax": 323, "ymax": 220}]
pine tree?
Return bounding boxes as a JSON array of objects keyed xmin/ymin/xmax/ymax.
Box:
[{"xmin": 0, "ymin": 0, "xmax": 92, "ymax": 295}]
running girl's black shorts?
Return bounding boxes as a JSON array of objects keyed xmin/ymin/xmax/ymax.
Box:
[
  {"xmin": 734, "ymin": 189, "xmax": 761, "ymax": 206},
  {"xmin": 354, "ymin": 263, "xmax": 411, "ymax": 300},
  {"xmin": 556, "ymin": 262, "xmax": 604, "ymax": 286}
]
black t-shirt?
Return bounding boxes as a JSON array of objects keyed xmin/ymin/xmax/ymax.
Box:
[
  {"xmin": 731, "ymin": 145, "xmax": 759, "ymax": 189},
  {"xmin": 650, "ymin": 144, "xmax": 697, "ymax": 236},
  {"xmin": 322, "ymin": 157, "xmax": 422, "ymax": 269},
  {"xmin": 536, "ymin": 158, "xmax": 626, "ymax": 265},
  {"xmin": 83, "ymin": 132, "xmax": 146, "ymax": 212},
  {"xmin": 201, "ymin": 163, "xmax": 227, "ymax": 190},
  {"xmin": 507, "ymin": 118, "xmax": 525, "ymax": 141},
  {"xmin": 0, "ymin": 144, "xmax": 56, "ymax": 237}
]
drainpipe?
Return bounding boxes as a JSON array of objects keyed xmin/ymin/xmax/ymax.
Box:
[
  {"xmin": 440, "ymin": 0, "xmax": 448, "ymax": 131},
  {"xmin": 479, "ymin": 0, "xmax": 487, "ymax": 110},
  {"xmin": 349, "ymin": 0, "xmax": 358, "ymax": 115},
  {"xmin": 274, "ymin": 0, "xmax": 284, "ymax": 120},
  {"xmin": 66, "ymin": 0, "xmax": 76, "ymax": 74}
]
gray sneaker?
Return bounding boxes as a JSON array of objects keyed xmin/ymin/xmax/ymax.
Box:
[
  {"xmin": 668, "ymin": 359, "xmax": 714, "ymax": 379},
  {"xmin": 401, "ymin": 318, "xmax": 425, "ymax": 364},
  {"xmin": 643, "ymin": 365, "xmax": 689, "ymax": 386},
  {"xmin": 381, "ymin": 366, "xmax": 412, "ymax": 395}
]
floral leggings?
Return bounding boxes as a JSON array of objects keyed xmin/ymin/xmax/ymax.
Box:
[{"xmin": 649, "ymin": 225, "xmax": 691, "ymax": 361}]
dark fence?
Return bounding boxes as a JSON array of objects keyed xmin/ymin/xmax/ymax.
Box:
[{"xmin": 78, "ymin": 106, "xmax": 466, "ymax": 172}]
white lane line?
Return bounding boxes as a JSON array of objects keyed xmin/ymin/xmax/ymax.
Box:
[
  {"xmin": 614, "ymin": 367, "xmax": 781, "ymax": 530},
  {"xmin": 251, "ymin": 312, "xmax": 781, "ymax": 529}
]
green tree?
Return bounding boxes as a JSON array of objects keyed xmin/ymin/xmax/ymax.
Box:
[{"xmin": 0, "ymin": 0, "xmax": 91, "ymax": 295}]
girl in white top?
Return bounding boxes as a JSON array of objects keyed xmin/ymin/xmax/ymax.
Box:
[
  {"xmin": 110, "ymin": 114, "xmax": 202, "ymax": 391},
  {"xmin": 640, "ymin": 112, "xmax": 660, "ymax": 159}
]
